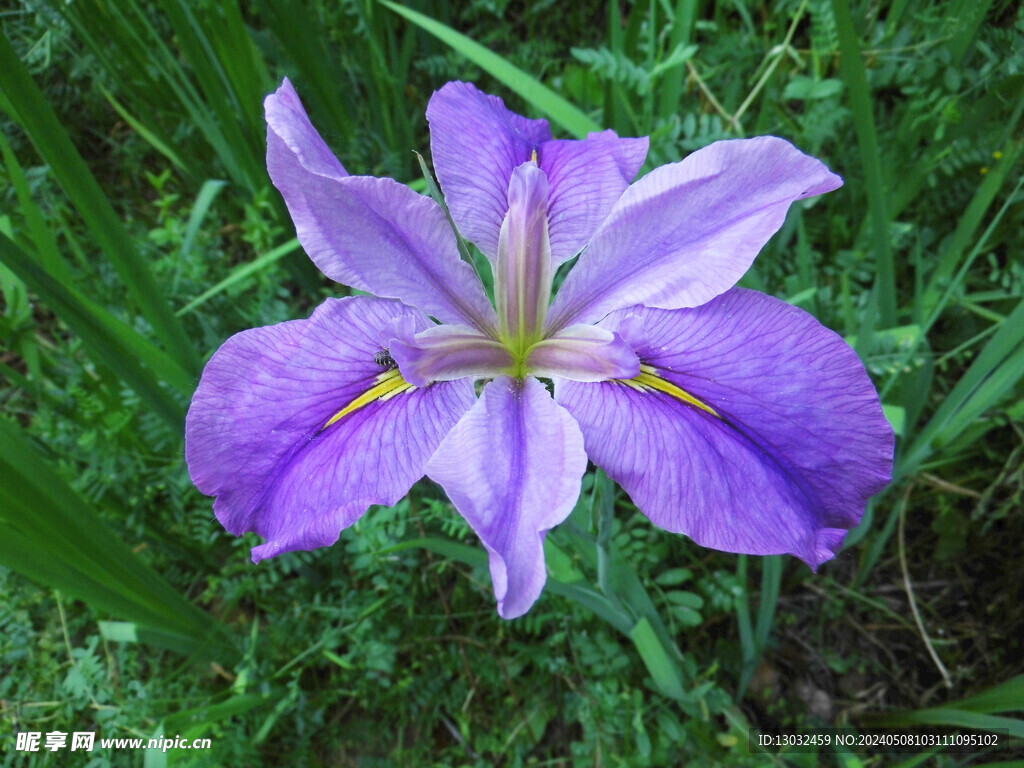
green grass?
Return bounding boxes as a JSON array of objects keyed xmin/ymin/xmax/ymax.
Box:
[{"xmin": 1, "ymin": 0, "xmax": 1023, "ymax": 764}]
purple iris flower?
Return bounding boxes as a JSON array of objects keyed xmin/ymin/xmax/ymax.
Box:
[{"xmin": 186, "ymin": 80, "xmax": 893, "ymax": 619}]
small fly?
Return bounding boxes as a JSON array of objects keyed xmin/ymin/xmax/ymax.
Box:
[{"xmin": 374, "ymin": 347, "xmax": 397, "ymax": 370}]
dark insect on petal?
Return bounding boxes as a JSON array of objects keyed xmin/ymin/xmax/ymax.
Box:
[{"xmin": 374, "ymin": 348, "xmax": 397, "ymax": 370}]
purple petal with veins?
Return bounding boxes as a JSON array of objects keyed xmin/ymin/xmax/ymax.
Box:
[
  {"xmin": 427, "ymin": 376, "xmax": 587, "ymax": 618},
  {"xmin": 266, "ymin": 81, "xmax": 497, "ymax": 332},
  {"xmin": 495, "ymin": 163, "xmax": 553, "ymax": 342},
  {"xmin": 547, "ymin": 136, "xmax": 843, "ymax": 330},
  {"xmin": 555, "ymin": 289, "xmax": 893, "ymax": 568},
  {"xmin": 187, "ymin": 78, "xmax": 887, "ymax": 620},
  {"xmin": 186, "ymin": 296, "xmax": 474, "ymax": 561},
  {"xmin": 428, "ymin": 82, "xmax": 647, "ymax": 263}
]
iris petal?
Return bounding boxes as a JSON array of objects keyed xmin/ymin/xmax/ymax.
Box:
[
  {"xmin": 541, "ymin": 130, "xmax": 648, "ymax": 264},
  {"xmin": 494, "ymin": 163, "xmax": 553, "ymax": 344},
  {"xmin": 390, "ymin": 324, "xmax": 514, "ymax": 386},
  {"xmin": 266, "ymin": 81, "xmax": 497, "ymax": 331},
  {"xmin": 265, "ymin": 78, "xmax": 348, "ymax": 180},
  {"xmin": 526, "ymin": 324, "xmax": 639, "ymax": 381},
  {"xmin": 554, "ymin": 289, "xmax": 893, "ymax": 568},
  {"xmin": 547, "ymin": 137, "xmax": 843, "ymax": 330},
  {"xmin": 427, "ymin": 81, "xmax": 552, "ymax": 260},
  {"xmin": 185, "ymin": 297, "xmax": 475, "ymax": 561},
  {"xmin": 427, "ymin": 82, "xmax": 647, "ymax": 263},
  {"xmin": 427, "ymin": 377, "xmax": 588, "ymax": 618}
]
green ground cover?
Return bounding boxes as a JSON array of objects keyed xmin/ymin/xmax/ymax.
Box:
[{"xmin": 1, "ymin": 0, "xmax": 1022, "ymax": 765}]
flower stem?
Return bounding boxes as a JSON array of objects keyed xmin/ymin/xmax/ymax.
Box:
[{"xmin": 592, "ymin": 469, "xmax": 624, "ymax": 613}]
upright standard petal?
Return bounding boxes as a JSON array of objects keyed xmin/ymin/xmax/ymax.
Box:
[
  {"xmin": 427, "ymin": 377, "xmax": 588, "ymax": 618},
  {"xmin": 541, "ymin": 130, "xmax": 648, "ymax": 264},
  {"xmin": 265, "ymin": 78, "xmax": 348, "ymax": 180},
  {"xmin": 555, "ymin": 289, "xmax": 893, "ymax": 568},
  {"xmin": 427, "ymin": 82, "xmax": 552, "ymax": 259},
  {"xmin": 547, "ymin": 137, "xmax": 843, "ymax": 330},
  {"xmin": 266, "ymin": 81, "xmax": 497, "ymax": 331},
  {"xmin": 427, "ymin": 83, "xmax": 647, "ymax": 262},
  {"xmin": 186, "ymin": 297, "xmax": 475, "ymax": 561}
]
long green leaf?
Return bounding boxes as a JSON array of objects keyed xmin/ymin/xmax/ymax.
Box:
[
  {"xmin": 0, "ymin": 233, "xmax": 191, "ymax": 426},
  {"xmin": 831, "ymin": 0, "xmax": 896, "ymax": 327},
  {"xmin": 921, "ymin": 140, "xmax": 1023, "ymax": 317},
  {"xmin": 630, "ymin": 616, "xmax": 687, "ymax": 700},
  {"xmin": 657, "ymin": 0, "xmax": 700, "ymax": 120},
  {"xmin": 738, "ymin": 555, "xmax": 783, "ymax": 697},
  {"xmin": 253, "ymin": 0, "xmax": 355, "ymax": 146},
  {"xmin": 0, "ymin": 29, "xmax": 199, "ymax": 374},
  {"xmin": 866, "ymin": 707, "xmax": 1024, "ymax": 740},
  {"xmin": 180, "ymin": 179, "xmax": 229, "ymax": 262},
  {"xmin": 0, "ymin": 130, "xmax": 67, "ymax": 282},
  {"xmin": 948, "ymin": 0, "xmax": 996, "ymax": 66},
  {"xmin": 902, "ymin": 296, "xmax": 1024, "ymax": 475},
  {"xmin": 176, "ymin": 237, "xmax": 301, "ymax": 317},
  {"xmin": 159, "ymin": 0, "xmax": 265, "ymax": 189},
  {"xmin": 0, "ymin": 419, "xmax": 233, "ymax": 659},
  {"xmin": 952, "ymin": 676, "xmax": 1024, "ymax": 714},
  {"xmin": 100, "ymin": 85, "xmax": 189, "ymax": 173},
  {"xmin": 379, "ymin": 1, "xmax": 600, "ymax": 138}
]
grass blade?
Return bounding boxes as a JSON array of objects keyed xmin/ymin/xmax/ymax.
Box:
[
  {"xmin": 0, "ymin": 130, "xmax": 67, "ymax": 282},
  {"xmin": 100, "ymin": 85, "xmax": 189, "ymax": 174},
  {"xmin": 656, "ymin": 0, "xmax": 699, "ymax": 120},
  {"xmin": 630, "ymin": 616, "xmax": 687, "ymax": 700},
  {"xmin": 954, "ymin": 675, "xmax": 1024, "ymax": 714},
  {"xmin": 902, "ymin": 296, "xmax": 1024, "ymax": 475},
  {"xmin": 253, "ymin": 0, "xmax": 355, "ymax": 146},
  {"xmin": 379, "ymin": 1, "xmax": 600, "ymax": 138},
  {"xmin": 831, "ymin": 0, "xmax": 896, "ymax": 327},
  {"xmin": 0, "ymin": 419, "xmax": 233, "ymax": 658},
  {"xmin": 181, "ymin": 179, "xmax": 229, "ymax": 262},
  {"xmin": 176, "ymin": 237, "xmax": 301, "ymax": 317},
  {"xmin": 0, "ymin": 29, "xmax": 199, "ymax": 374},
  {"xmin": 0, "ymin": 232, "xmax": 191, "ymax": 425},
  {"xmin": 921, "ymin": 140, "xmax": 1023, "ymax": 318},
  {"xmin": 866, "ymin": 707, "xmax": 1023, "ymax": 740}
]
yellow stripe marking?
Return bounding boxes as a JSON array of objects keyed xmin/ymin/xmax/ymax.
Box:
[
  {"xmin": 618, "ymin": 364, "xmax": 720, "ymax": 418},
  {"xmin": 321, "ymin": 368, "xmax": 416, "ymax": 431},
  {"xmin": 530, "ymin": 148, "xmax": 539, "ymax": 164}
]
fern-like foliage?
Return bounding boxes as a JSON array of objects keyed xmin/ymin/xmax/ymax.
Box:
[{"xmin": 570, "ymin": 43, "xmax": 697, "ymax": 96}]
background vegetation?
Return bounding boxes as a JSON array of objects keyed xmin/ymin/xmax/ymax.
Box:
[{"xmin": 1, "ymin": 0, "xmax": 1022, "ymax": 765}]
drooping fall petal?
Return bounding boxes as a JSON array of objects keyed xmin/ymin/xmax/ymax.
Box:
[
  {"xmin": 186, "ymin": 297, "xmax": 475, "ymax": 561},
  {"xmin": 555, "ymin": 289, "xmax": 893, "ymax": 567}
]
